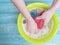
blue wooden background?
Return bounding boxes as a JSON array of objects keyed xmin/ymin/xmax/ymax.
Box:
[{"xmin": 0, "ymin": 0, "xmax": 60, "ymax": 45}]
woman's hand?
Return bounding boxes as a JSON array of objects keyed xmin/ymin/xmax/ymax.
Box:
[
  {"xmin": 36, "ymin": 10, "xmax": 55, "ymax": 26},
  {"xmin": 26, "ymin": 18, "xmax": 38, "ymax": 34},
  {"xmin": 36, "ymin": 0, "xmax": 60, "ymax": 26}
]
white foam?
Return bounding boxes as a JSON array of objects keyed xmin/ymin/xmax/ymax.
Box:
[{"xmin": 22, "ymin": 19, "xmax": 51, "ymax": 39}]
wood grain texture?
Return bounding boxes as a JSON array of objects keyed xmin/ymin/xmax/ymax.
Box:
[{"xmin": 0, "ymin": 0, "xmax": 60, "ymax": 45}]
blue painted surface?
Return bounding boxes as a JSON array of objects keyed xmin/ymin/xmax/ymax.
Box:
[{"xmin": 0, "ymin": 0, "xmax": 60, "ymax": 45}]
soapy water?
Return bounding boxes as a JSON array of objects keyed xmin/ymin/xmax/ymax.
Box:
[{"xmin": 22, "ymin": 8, "xmax": 54, "ymax": 39}]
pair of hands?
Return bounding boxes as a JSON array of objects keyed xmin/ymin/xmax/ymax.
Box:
[
  {"xmin": 24, "ymin": 0, "xmax": 60, "ymax": 34},
  {"xmin": 11, "ymin": 0, "xmax": 60, "ymax": 34},
  {"xmin": 26, "ymin": 10, "xmax": 54, "ymax": 34}
]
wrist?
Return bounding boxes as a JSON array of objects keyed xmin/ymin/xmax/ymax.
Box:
[
  {"xmin": 47, "ymin": 7, "xmax": 56, "ymax": 13},
  {"xmin": 25, "ymin": 16, "xmax": 33, "ymax": 21},
  {"xmin": 49, "ymin": 0, "xmax": 60, "ymax": 12}
]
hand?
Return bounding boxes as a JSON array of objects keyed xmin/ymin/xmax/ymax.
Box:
[
  {"xmin": 26, "ymin": 18, "xmax": 38, "ymax": 34},
  {"xmin": 36, "ymin": 10, "xmax": 54, "ymax": 26}
]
